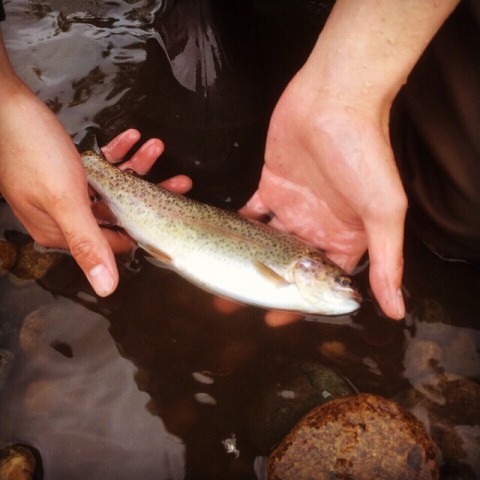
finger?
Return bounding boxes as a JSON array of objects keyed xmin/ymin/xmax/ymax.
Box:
[
  {"xmin": 365, "ymin": 203, "xmax": 407, "ymax": 320},
  {"xmin": 212, "ymin": 296, "xmax": 243, "ymax": 314},
  {"xmin": 238, "ymin": 191, "xmax": 271, "ymax": 220},
  {"xmin": 264, "ymin": 310, "xmax": 303, "ymax": 327},
  {"xmin": 53, "ymin": 197, "xmax": 119, "ymax": 297},
  {"xmin": 102, "ymin": 129, "xmax": 141, "ymax": 163},
  {"xmin": 121, "ymin": 138, "xmax": 164, "ymax": 175},
  {"xmin": 101, "ymin": 228, "xmax": 135, "ymax": 254},
  {"xmin": 159, "ymin": 174, "xmax": 193, "ymax": 194}
]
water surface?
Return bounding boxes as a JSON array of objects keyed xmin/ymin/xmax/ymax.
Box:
[{"xmin": 1, "ymin": 1, "xmax": 479, "ymax": 479}]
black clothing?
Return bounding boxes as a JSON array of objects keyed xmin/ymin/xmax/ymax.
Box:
[
  {"xmin": 392, "ymin": 0, "xmax": 480, "ymax": 264},
  {"xmin": 0, "ymin": 0, "xmax": 5, "ymax": 22}
]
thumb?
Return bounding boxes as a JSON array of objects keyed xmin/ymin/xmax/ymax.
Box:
[
  {"xmin": 365, "ymin": 200, "xmax": 407, "ymax": 320},
  {"xmin": 54, "ymin": 198, "xmax": 119, "ymax": 296},
  {"xmin": 238, "ymin": 191, "xmax": 271, "ymax": 220}
]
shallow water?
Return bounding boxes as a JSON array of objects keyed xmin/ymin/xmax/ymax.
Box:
[{"xmin": 1, "ymin": 1, "xmax": 480, "ymax": 479}]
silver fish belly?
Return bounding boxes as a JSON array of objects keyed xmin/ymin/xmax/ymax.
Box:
[{"xmin": 81, "ymin": 151, "xmax": 361, "ymax": 315}]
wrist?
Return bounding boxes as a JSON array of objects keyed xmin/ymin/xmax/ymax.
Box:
[{"xmin": 298, "ymin": 0, "xmax": 459, "ymax": 119}]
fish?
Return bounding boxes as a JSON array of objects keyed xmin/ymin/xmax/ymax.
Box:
[{"xmin": 81, "ymin": 150, "xmax": 362, "ymax": 316}]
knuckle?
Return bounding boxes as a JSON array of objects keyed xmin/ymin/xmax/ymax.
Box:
[{"xmin": 69, "ymin": 237, "xmax": 97, "ymax": 264}]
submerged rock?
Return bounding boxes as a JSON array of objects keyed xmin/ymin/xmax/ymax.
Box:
[
  {"xmin": 0, "ymin": 444, "xmax": 40, "ymax": 480},
  {"xmin": 248, "ymin": 362, "xmax": 356, "ymax": 453},
  {"xmin": 0, "ymin": 349, "xmax": 14, "ymax": 388},
  {"xmin": 431, "ymin": 423, "xmax": 479, "ymax": 479},
  {"xmin": 432, "ymin": 376, "xmax": 480, "ymax": 426},
  {"xmin": 0, "ymin": 240, "xmax": 17, "ymax": 275},
  {"xmin": 267, "ymin": 393, "xmax": 439, "ymax": 480},
  {"xmin": 11, "ymin": 242, "xmax": 63, "ymax": 281},
  {"xmin": 400, "ymin": 376, "xmax": 480, "ymax": 477},
  {"xmin": 415, "ymin": 298, "xmax": 450, "ymax": 324}
]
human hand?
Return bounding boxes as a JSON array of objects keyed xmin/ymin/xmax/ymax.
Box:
[
  {"xmin": 0, "ymin": 85, "xmax": 122, "ymax": 296},
  {"xmin": 0, "ymin": 82, "xmax": 190, "ymax": 296},
  {"xmin": 240, "ymin": 73, "xmax": 407, "ymax": 320},
  {"xmin": 241, "ymin": 0, "xmax": 459, "ymax": 320}
]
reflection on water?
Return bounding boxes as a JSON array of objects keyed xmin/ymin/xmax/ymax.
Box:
[
  {"xmin": 1, "ymin": 1, "xmax": 480, "ymax": 479},
  {"xmin": 2, "ymin": 0, "xmax": 159, "ymax": 134},
  {"xmin": 1, "ymin": 294, "xmax": 185, "ymax": 480},
  {"xmin": 2, "ymin": 0, "xmax": 265, "ymax": 206}
]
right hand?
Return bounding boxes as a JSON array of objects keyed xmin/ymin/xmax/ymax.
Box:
[
  {"xmin": 241, "ymin": 0, "xmax": 458, "ymax": 320},
  {"xmin": 241, "ymin": 72, "xmax": 408, "ymax": 320}
]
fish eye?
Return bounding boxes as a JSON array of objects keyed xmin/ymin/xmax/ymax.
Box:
[{"xmin": 335, "ymin": 276, "xmax": 351, "ymax": 288}]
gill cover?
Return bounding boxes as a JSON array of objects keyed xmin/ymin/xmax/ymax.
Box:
[{"xmin": 290, "ymin": 255, "xmax": 360, "ymax": 312}]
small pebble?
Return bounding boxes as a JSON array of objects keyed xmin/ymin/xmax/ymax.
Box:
[
  {"xmin": 0, "ymin": 240, "xmax": 17, "ymax": 275},
  {"xmin": 0, "ymin": 444, "xmax": 39, "ymax": 480}
]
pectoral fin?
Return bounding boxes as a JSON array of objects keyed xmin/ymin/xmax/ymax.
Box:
[
  {"xmin": 253, "ymin": 260, "xmax": 290, "ymax": 287},
  {"xmin": 139, "ymin": 242, "xmax": 173, "ymax": 264}
]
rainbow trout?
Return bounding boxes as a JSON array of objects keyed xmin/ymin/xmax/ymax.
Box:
[{"xmin": 81, "ymin": 151, "xmax": 361, "ymax": 315}]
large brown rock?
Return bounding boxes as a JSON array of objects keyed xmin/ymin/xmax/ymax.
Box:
[{"xmin": 268, "ymin": 393, "xmax": 439, "ymax": 480}]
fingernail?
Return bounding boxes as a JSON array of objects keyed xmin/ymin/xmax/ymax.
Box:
[
  {"xmin": 88, "ymin": 264, "xmax": 115, "ymax": 297},
  {"xmin": 394, "ymin": 288, "xmax": 405, "ymax": 319}
]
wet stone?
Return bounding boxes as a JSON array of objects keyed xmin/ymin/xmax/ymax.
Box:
[
  {"xmin": 415, "ymin": 298, "xmax": 450, "ymax": 324},
  {"xmin": 0, "ymin": 444, "xmax": 39, "ymax": 480},
  {"xmin": 267, "ymin": 393, "xmax": 439, "ymax": 480},
  {"xmin": 248, "ymin": 362, "xmax": 356, "ymax": 453},
  {"xmin": 431, "ymin": 423, "xmax": 478, "ymax": 479},
  {"xmin": 419, "ymin": 376, "xmax": 480, "ymax": 475},
  {"xmin": 0, "ymin": 240, "xmax": 17, "ymax": 275},
  {"xmin": 432, "ymin": 376, "xmax": 480, "ymax": 426},
  {"xmin": 11, "ymin": 242, "xmax": 63, "ymax": 281}
]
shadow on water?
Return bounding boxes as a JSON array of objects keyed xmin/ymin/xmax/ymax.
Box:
[{"xmin": 1, "ymin": 1, "xmax": 479, "ymax": 479}]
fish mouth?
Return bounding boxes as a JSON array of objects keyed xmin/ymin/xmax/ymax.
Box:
[
  {"xmin": 348, "ymin": 289, "xmax": 363, "ymax": 305},
  {"xmin": 335, "ymin": 284, "xmax": 362, "ymax": 304},
  {"xmin": 337, "ymin": 288, "xmax": 362, "ymax": 314}
]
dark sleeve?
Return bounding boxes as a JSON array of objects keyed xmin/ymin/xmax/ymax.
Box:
[
  {"xmin": 0, "ymin": 0, "xmax": 5, "ymax": 21},
  {"xmin": 391, "ymin": 0, "xmax": 480, "ymax": 263}
]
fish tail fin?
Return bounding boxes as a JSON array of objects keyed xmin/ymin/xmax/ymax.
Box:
[{"xmin": 74, "ymin": 127, "xmax": 101, "ymax": 154}]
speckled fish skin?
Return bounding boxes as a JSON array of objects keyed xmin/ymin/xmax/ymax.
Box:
[{"xmin": 81, "ymin": 151, "xmax": 361, "ymax": 316}]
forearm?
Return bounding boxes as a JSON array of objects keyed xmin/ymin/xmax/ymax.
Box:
[
  {"xmin": 301, "ymin": 0, "xmax": 459, "ymax": 117},
  {"xmin": 0, "ymin": 31, "xmax": 27, "ymax": 97}
]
